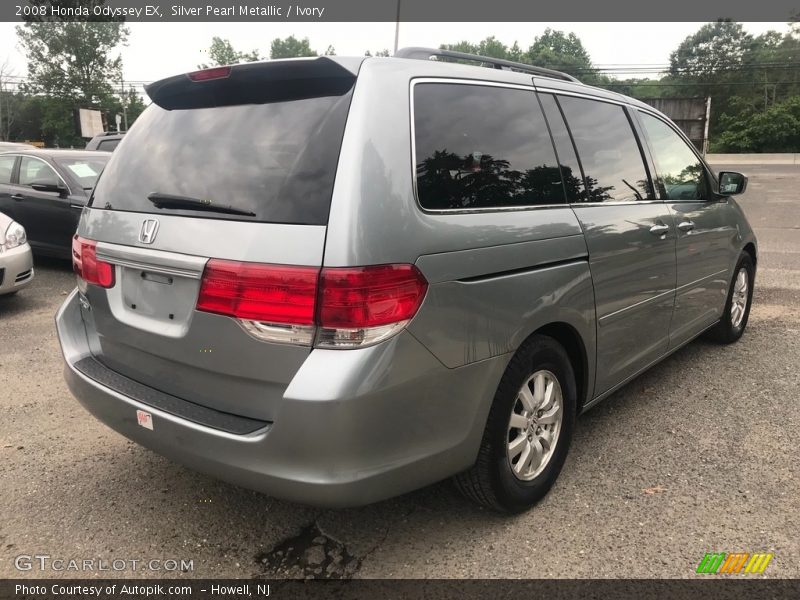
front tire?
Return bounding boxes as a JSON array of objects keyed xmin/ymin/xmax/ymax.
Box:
[
  {"xmin": 454, "ymin": 334, "xmax": 577, "ymax": 513},
  {"xmin": 706, "ymin": 253, "xmax": 754, "ymax": 344}
]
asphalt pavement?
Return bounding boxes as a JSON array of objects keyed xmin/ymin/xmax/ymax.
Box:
[{"xmin": 1, "ymin": 164, "xmax": 798, "ymax": 579}]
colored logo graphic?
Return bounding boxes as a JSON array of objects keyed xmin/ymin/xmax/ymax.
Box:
[{"xmin": 696, "ymin": 552, "xmax": 773, "ymax": 574}]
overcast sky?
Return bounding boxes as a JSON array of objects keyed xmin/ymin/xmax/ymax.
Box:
[{"xmin": 0, "ymin": 21, "xmax": 792, "ymax": 87}]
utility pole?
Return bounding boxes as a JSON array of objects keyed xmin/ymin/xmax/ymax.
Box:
[
  {"xmin": 393, "ymin": 0, "xmax": 401, "ymax": 54},
  {"xmin": 120, "ymin": 77, "xmax": 128, "ymax": 131}
]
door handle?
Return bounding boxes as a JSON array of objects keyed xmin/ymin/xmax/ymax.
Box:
[
  {"xmin": 11, "ymin": 194, "xmax": 24, "ymax": 201},
  {"xmin": 677, "ymin": 220, "xmax": 695, "ymax": 232},
  {"xmin": 649, "ymin": 223, "xmax": 669, "ymax": 236}
]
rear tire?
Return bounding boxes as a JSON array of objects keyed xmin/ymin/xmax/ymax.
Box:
[
  {"xmin": 454, "ymin": 334, "xmax": 577, "ymax": 513},
  {"xmin": 706, "ymin": 253, "xmax": 754, "ymax": 344}
]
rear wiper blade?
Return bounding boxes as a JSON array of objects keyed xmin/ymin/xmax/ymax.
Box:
[{"xmin": 147, "ymin": 192, "xmax": 256, "ymax": 217}]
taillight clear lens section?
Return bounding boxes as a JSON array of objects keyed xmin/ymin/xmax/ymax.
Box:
[
  {"xmin": 72, "ymin": 235, "xmax": 115, "ymax": 289},
  {"xmin": 195, "ymin": 260, "xmax": 428, "ymax": 349}
]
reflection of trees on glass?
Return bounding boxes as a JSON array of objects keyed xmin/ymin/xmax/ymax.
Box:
[
  {"xmin": 661, "ymin": 162, "xmax": 704, "ymax": 200},
  {"xmin": 416, "ymin": 150, "xmax": 565, "ymax": 209}
]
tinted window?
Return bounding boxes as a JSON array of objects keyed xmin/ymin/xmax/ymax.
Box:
[
  {"xmin": 558, "ymin": 96, "xmax": 653, "ymax": 203},
  {"xmin": 97, "ymin": 139, "xmax": 120, "ymax": 151},
  {"xmin": 538, "ymin": 94, "xmax": 587, "ymax": 202},
  {"xmin": 0, "ymin": 156, "xmax": 15, "ymax": 184},
  {"xmin": 56, "ymin": 156, "xmax": 109, "ymax": 190},
  {"xmin": 19, "ymin": 157, "xmax": 59, "ymax": 187},
  {"xmin": 90, "ymin": 91, "xmax": 353, "ymax": 225},
  {"xmin": 640, "ymin": 112, "xmax": 708, "ymax": 201},
  {"xmin": 414, "ymin": 84, "xmax": 564, "ymax": 210}
]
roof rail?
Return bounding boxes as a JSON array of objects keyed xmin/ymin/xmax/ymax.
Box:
[{"xmin": 394, "ymin": 47, "xmax": 580, "ymax": 83}]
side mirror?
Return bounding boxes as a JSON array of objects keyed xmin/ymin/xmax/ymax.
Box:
[
  {"xmin": 31, "ymin": 181, "xmax": 68, "ymax": 197},
  {"xmin": 717, "ymin": 171, "xmax": 748, "ymax": 196}
]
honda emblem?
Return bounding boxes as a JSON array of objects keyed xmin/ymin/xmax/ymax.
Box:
[{"xmin": 139, "ymin": 219, "xmax": 159, "ymax": 244}]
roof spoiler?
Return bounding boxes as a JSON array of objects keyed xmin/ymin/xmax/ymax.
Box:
[{"xmin": 145, "ymin": 57, "xmax": 362, "ymax": 110}]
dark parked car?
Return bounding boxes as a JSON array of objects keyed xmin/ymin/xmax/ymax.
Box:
[
  {"xmin": 85, "ymin": 132, "xmax": 125, "ymax": 152},
  {"xmin": 0, "ymin": 149, "xmax": 109, "ymax": 258}
]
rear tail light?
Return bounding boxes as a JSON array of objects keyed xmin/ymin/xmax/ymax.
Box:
[
  {"xmin": 72, "ymin": 235, "xmax": 115, "ymax": 289},
  {"xmin": 196, "ymin": 260, "xmax": 428, "ymax": 348},
  {"xmin": 316, "ymin": 265, "xmax": 428, "ymax": 348},
  {"xmin": 197, "ymin": 260, "xmax": 319, "ymax": 346}
]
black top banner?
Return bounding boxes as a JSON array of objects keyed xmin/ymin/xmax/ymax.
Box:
[{"xmin": 3, "ymin": 0, "xmax": 800, "ymax": 22}]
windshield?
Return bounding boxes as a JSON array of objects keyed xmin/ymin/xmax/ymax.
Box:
[
  {"xmin": 56, "ymin": 156, "xmax": 109, "ymax": 190},
  {"xmin": 89, "ymin": 90, "xmax": 353, "ymax": 225}
]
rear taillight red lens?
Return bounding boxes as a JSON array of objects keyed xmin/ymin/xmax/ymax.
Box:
[
  {"xmin": 197, "ymin": 260, "xmax": 319, "ymax": 324},
  {"xmin": 318, "ymin": 265, "xmax": 428, "ymax": 328},
  {"xmin": 72, "ymin": 235, "xmax": 115, "ymax": 288},
  {"xmin": 187, "ymin": 66, "xmax": 231, "ymax": 82},
  {"xmin": 195, "ymin": 260, "xmax": 428, "ymax": 348}
]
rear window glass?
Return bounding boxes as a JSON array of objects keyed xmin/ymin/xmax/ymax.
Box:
[
  {"xmin": 97, "ymin": 139, "xmax": 120, "ymax": 151},
  {"xmin": 90, "ymin": 91, "xmax": 353, "ymax": 225},
  {"xmin": 56, "ymin": 157, "xmax": 109, "ymax": 190},
  {"xmin": 558, "ymin": 96, "xmax": 653, "ymax": 203},
  {"xmin": 413, "ymin": 83, "xmax": 564, "ymax": 210}
]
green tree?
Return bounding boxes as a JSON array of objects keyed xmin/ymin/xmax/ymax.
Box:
[
  {"xmin": 270, "ymin": 36, "xmax": 318, "ymax": 59},
  {"xmin": 16, "ymin": 2, "xmax": 129, "ymax": 145},
  {"xmin": 525, "ymin": 29, "xmax": 604, "ymax": 84},
  {"xmin": 669, "ymin": 20, "xmax": 752, "ymax": 78},
  {"xmin": 17, "ymin": 21, "xmax": 128, "ymax": 106},
  {"xmin": 198, "ymin": 36, "xmax": 260, "ymax": 68},
  {"xmin": 712, "ymin": 96, "xmax": 800, "ymax": 152}
]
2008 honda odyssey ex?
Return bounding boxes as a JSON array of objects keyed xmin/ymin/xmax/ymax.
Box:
[{"xmin": 56, "ymin": 49, "xmax": 756, "ymax": 512}]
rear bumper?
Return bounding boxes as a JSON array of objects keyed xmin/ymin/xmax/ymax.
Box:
[
  {"xmin": 0, "ymin": 243, "xmax": 34, "ymax": 295},
  {"xmin": 56, "ymin": 289, "xmax": 508, "ymax": 507}
]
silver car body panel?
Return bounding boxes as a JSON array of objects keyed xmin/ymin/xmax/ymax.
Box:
[{"xmin": 55, "ymin": 56, "xmax": 758, "ymax": 506}]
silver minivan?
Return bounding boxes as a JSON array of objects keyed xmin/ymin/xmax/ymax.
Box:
[{"xmin": 56, "ymin": 49, "xmax": 756, "ymax": 512}]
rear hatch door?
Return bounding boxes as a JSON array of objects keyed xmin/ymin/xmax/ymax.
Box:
[{"xmin": 76, "ymin": 57, "xmax": 360, "ymax": 422}]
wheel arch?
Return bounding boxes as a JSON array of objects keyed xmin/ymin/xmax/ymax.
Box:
[
  {"xmin": 743, "ymin": 241, "xmax": 757, "ymax": 266},
  {"xmin": 528, "ymin": 321, "xmax": 590, "ymax": 413}
]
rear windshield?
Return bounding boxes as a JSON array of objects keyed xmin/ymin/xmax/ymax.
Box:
[
  {"xmin": 90, "ymin": 91, "xmax": 353, "ymax": 225},
  {"xmin": 56, "ymin": 156, "xmax": 109, "ymax": 190}
]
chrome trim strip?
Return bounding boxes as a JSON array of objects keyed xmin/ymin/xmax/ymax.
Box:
[
  {"xmin": 675, "ymin": 269, "xmax": 729, "ymax": 294},
  {"xmin": 534, "ymin": 86, "xmax": 628, "ymax": 106},
  {"xmin": 598, "ymin": 287, "xmax": 675, "ymax": 327},
  {"xmin": 571, "ymin": 200, "xmax": 664, "ymax": 207},
  {"xmin": 95, "ymin": 241, "xmax": 207, "ymax": 279}
]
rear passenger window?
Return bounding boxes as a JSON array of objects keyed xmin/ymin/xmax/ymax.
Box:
[
  {"xmin": 0, "ymin": 156, "xmax": 15, "ymax": 184},
  {"xmin": 413, "ymin": 83, "xmax": 564, "ymax": 210},
  {"xmin": 558, "ymin": 96, "xmax": 653, "ymax": 203}
]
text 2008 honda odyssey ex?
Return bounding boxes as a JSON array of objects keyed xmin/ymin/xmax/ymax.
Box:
[{"xmin": 56, "ymin": 49, "xmax": 756, "ymax": 512}]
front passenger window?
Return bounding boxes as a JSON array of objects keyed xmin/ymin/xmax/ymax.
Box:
[
  {"xmin": 19, "ymin": 157, "xmax": 59, "ymax": 187},
  {"xmin": 639, "ymin": 112, "xmax": 708, "ymax": 201}
]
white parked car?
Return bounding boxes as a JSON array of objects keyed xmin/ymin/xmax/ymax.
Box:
[{"xmin": 0, "ymin": 212, "xmax": 34, "ymax": 296}]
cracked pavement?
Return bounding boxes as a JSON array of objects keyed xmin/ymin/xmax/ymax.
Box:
[{"xmin": 1, "ymin": 164, "xmax": 798, "ymax": 578}]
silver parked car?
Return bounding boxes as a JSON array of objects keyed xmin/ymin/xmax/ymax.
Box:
[
  {"xmin": 56, "ymin": 49, "xmax": 756, "ymax": 512},
  {"xmin": 0, "ymin": 212, "xmax": 33, "ymax": 296}
]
